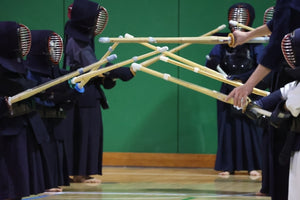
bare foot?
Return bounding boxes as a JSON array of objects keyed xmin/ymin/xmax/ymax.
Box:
[
  {"xmin": 218, "ymin": 171, "xmax": 231, "ymax": 179},
  {"xmin": 256, "ymin": 191, "xmax": 267, "ymax": 196},
  {"xmin": 73, "ymin": 175, "xmax": 101, "ymax": 184},
  {"xmin": 249, "ymin": 170, "xmax": 260, "ymax": 176},
  {"xmin": 84, "ymin": 176, "xmax": 101, "ymax": 184},
  {"xmin": 45, "ymin": 187, "xmax": 63, "ymax": 192},
  {"xmin": 218, "ymin": 171, "xmax": 230, "ymax": 176}
]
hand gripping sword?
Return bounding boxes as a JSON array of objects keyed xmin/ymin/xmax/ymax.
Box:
[
  {"xmin": 131, "ymin": 63, "xmax": 289, "ymax": 118},
  {"xmin": 7, "ymin": 54, "xmax": 117, "ymax": 105}
]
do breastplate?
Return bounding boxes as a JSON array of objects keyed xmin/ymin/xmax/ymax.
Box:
[{"xmin": 221, "ymin": 46, "xmax": 255, "ymax": 75}]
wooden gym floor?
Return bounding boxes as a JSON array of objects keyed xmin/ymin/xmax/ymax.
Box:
[{"xmin": 24, "ymin": 166, "xmax": 270, "ymax": 200}]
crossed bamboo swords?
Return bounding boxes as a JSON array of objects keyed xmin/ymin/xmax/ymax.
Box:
[{"xmin": 7, "ymin": 23, "xmax": 279, "ymax": 117}]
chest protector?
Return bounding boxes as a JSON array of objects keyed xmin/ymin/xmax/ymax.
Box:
[{"xmin": 221, "ymin": 45, "xmax": 255, "ymax": 75}]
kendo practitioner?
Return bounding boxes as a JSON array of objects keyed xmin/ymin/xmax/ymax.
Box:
[
  {"xmin": 25, "ymin": 30, "xmax": 79, "ymax": 191},
  {"xmin": 227, "ymin": 1, "xmax": 300, "ymax": 199},
  {"xmin": 64, "ymin": 0, "xmax": 135, "ymax": 183},
  {"xmin": 282, "ymin": 30, "xmax": 300, "ymax": 200},
  {"xmin": 0, "ymin": 21, "xmax": 51, "ymax": 200},
  {"xmin": 227, "ymin": 0, "xmax": 300, "ymax": 109},
  {"xmin": 246, "ymin": 28, "xmax": 300, "ymax": 200},
  {"xmin": 205, "ymin": 3, "xmax": 267, "ymax": 177}
]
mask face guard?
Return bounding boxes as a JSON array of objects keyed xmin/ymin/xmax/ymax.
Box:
[
  {"xmin": 68, "ymin": 4, "xmax": 73, "ymax": 19},
  {"xmin": 19, "ymin": 24, "xmax": 31, "ymax": 57},
  {"xmin": 263, "ymin": 6, "xmax": 274, "ymax": 24},
  {"xmin": 282, "ymin": 32, "xmax": 296, "ymax": 69},
  {"xmin": 228, "ymin": 7, "xmax": 250, "ymax": 31},
  {"xmin": 94, "ymin": 6, "xmax": 108, "ymax": 36},
  {"xmin": 48, "ymin": 32, "xmax": 63, "ymax": 65}
]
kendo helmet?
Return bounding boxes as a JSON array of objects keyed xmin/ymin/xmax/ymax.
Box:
[
  {"xmin": 228, "ymin": 3, "xmax": 255, "ymax": 32},
  {"xmin": 281, "ymin": 28, "xmax": 300, "ymax": 69},
  {"xmin": 26, "ymin": 30, "xmax": 63, "ymax": 76},
  {"xmin": 0, "ymin": 21, "xmax": 31, "ymax": 74},
  {"xmin": 263, "ymin": 6, "xmax": 274, "ymax": 24},
  {"xmin": 67, "ymin": 0, "xmax": 108, "ymax": 37}
]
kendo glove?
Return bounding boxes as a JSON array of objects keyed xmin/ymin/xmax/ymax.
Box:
[
  {"xmin": 68, "ymin": 79, "xmax": 85, "ymax": 93},
  {"xmin": 244, "ymin": 102, "xmax": 263, "ymax": 120},
  {"xmin": 270, "ymin": 100, "xmax": 291, "ymax": 128},
  {"xmin": 102, "ymin": 77, "xmax": 116, "ymax": 89},
  {"xmin": 205, "ymin": 55, "xmax": 220, "ymax": 71},
  {"xmin": 103, "ymin": 67, "xmax": 135, "ymax": 81},
  {"xmin": 243, "ymin": 101, "xmax": 270, "ymax": 128},
  {"xmin": 0, "ymin": 97, "xmax": 10, "ymax": 117}
]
